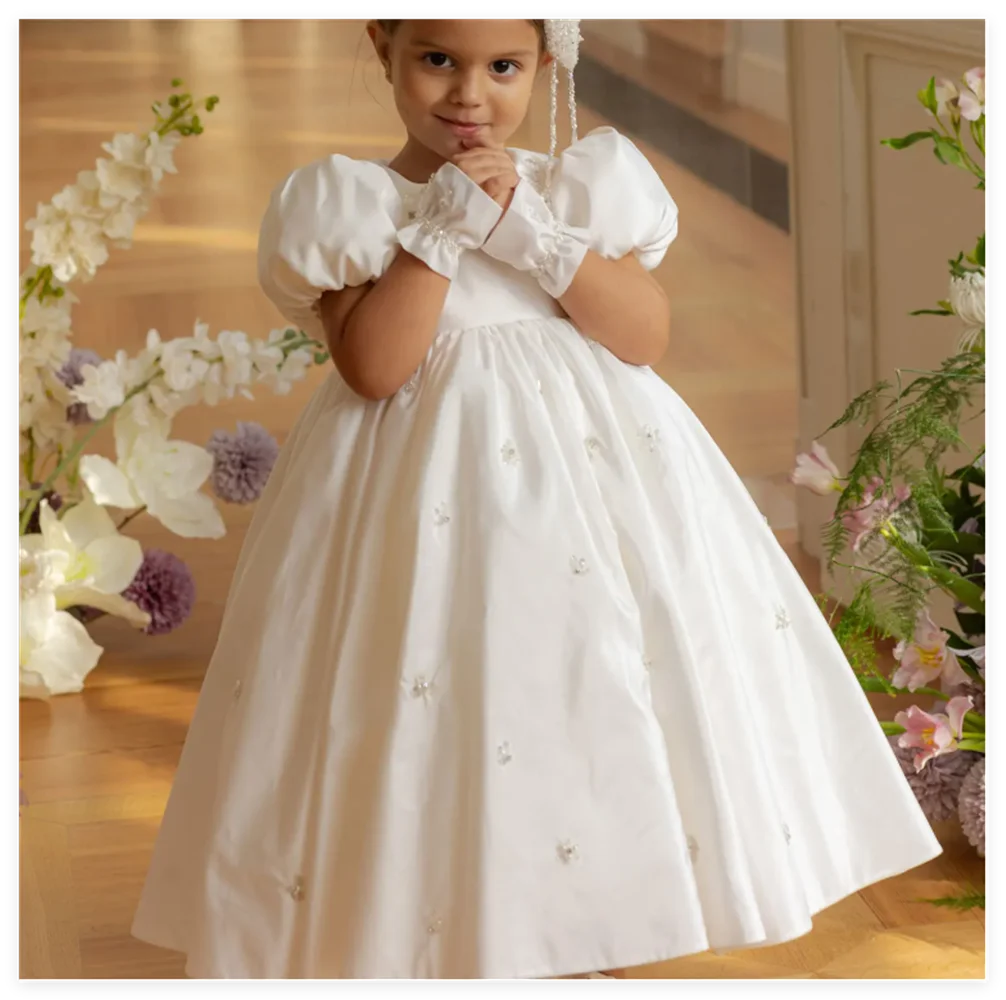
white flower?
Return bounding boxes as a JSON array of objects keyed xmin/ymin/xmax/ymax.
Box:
[
  {"xmin": 20, "ymin": 544, "xmax": 68, "ymax": 595},
  {"xmin": 159, "ymin": 338, "xmax": 209, "ymax": 393},
  {"xmin": 217, "ymin": 329, "xmax": 254, "ymax": 389},
  {"xmin": 97, "ymin": 132, "xmax": 154, "ymax": 202},
  {"xmin": 26, "ymin": 204, "xmax": 110, "ymax": 282},
  {"xmin": 272, "ymin": 347, "xmax": 314, "ymax": 395},
  {"xmin": 102, "ymin": 132, "xmax": 150, "ymax": 168},
  {"xmin": 250, "ymin": 336, "xmax": 284, "ymax": 380},
  {"xmin": 934, "ymin": 79, "xmax": 959, "ymax": 117},
  {"xmin": 20, "ymin": 589, "xmax": 103, "ymax": 699},
  {"xmin": 144, "ymin": 131, "xmax": 181, "ymax": 185},
  {"xmin": 20, "ymin": 288, "xmax": 73, "ymax": 332},
  {"xmin": 949, "ymin": 271, "xmax": 985, "ymax": 350},
  {"xmin": 79, "ymin": 416, "xmax": 226, "ymax": 539},
  {"xmin": 102, "ymin": 199, "xmax": 143, "ymax": 243},
  {"xmin": 74, "ymin": 354, "xmax": 129, "ymax": 419},
  {"xmin": 20, "ymin": 498, "xmax": 149, "ymax": 626}
]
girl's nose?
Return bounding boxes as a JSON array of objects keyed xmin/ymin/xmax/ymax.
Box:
[{"xmin": 450, "ymin": 67, "xmax": 485, "ymax": 107}]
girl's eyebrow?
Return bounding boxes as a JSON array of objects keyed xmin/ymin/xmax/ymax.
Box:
[{"xmin": 409, "ymin": 40, "xmax": 536, "ymax": 60}]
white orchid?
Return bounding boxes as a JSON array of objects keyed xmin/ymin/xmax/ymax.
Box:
[
  {"xmin": 20, "ymin": 588, "xmax": 103, "ymax": 699},
  {"xmin": 20, "ymin": 497, "xmax": 149, "ymax": 626},
  {"xmin": 79, "ymin": 413, "xmax": 225, "ymax": 539}
]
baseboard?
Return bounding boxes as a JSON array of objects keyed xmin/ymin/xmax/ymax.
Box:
[{"xmin": 735, "ymin": 49, "xmax": 789, "ymax": 123}]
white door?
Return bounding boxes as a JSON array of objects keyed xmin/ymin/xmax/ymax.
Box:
[{"xmin": 787, "ymin": 20, "xmax": 985, "ymax": 588}]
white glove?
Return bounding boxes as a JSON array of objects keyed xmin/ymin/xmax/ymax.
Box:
[
  {"xmin": 480, "ymin": 178, "xmax": 588, "ymax": 298},
  {"xmin": 396, "ymin": 162, "xmax": 503, "ymax": 281}
]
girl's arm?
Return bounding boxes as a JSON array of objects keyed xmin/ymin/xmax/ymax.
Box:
[
  {"xmin": 319, "ymin": 154, "xmax": 513, "ymax": 401},
  {"xmin": 557, "ymin": 251, "xmax": 670, "ymax": 367},
  {"xmin": 319, "ymin": 252, "xmax": 450, "ymax": 401}
]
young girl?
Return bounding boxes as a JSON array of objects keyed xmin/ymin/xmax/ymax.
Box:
[{"xmin": 131, "ymin": 19, "xmax": 943, "ymax": 980}]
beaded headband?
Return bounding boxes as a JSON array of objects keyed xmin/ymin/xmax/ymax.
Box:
[{"xmin": 544, "ymin": 19, "xmax": 582, "ymax": 159}]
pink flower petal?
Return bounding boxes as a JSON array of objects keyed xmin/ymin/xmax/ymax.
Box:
[
  {"xmin": 959, "ymin": 90, "xmax": 983, "ymax": 121},
  {"xmin": 946, "ymin": 694, "xmax": 974, "ymax": 737},
  {"xmin": 964, "ymin": 67, "xmax": 984, "ymax": 101},
  {"xmin": 809, "ymin": 441, "xmax": 840, "ymax": 478}
]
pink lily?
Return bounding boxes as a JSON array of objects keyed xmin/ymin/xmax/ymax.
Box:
[
  {"xmin": 892, "ymin": 608, "xmax": 970, "ymax": 692},
  {"xmin": 790, "ymin": 441, "xmax": 842, "ymax": 495},
  {"xmin": 894, "ymin": 695, "xmax": 974, "ymax": 772},
  {"xmin": 840, "ymin": 476, "xmax": 910, "ymax": 552}
]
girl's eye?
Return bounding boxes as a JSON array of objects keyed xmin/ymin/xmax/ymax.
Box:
[
  {"xmin": 491, "ymin": 60, "xmax": 519, "ymax": 76},
  {"xmin": 422, "ymin": 52, "xmax": 453, "ymax": 69}
]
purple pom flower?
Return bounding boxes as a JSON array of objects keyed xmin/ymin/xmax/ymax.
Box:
[
  {"xmin": 888, "ymin": 734, "xmax": 979, "ymax": 823},
  {"xmin": 22, "ymin": 487, "xmax": 62, "ymax": 535},
  {"xmin": 122, "ymin": 549, "xmax": 196, "ymax": 636},
  {"xmin": 958, "ymin": 758, "xmax": 985, "ymax": 857},
  {"xmin": 57, "ymin": 347, "xmax": 102, "ymax": 425},
  {"xmin": 206, "ymin": 422, "xmax": 279, "ymax": 504}
]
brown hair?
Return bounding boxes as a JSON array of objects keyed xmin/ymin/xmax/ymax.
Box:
[{"xmin": 377, "ymin": 19, "xmax": 547, "ymax": 49}]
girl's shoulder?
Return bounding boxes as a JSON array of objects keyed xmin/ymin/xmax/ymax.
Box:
[
  {"xmin": 508, "ymin": 126, "xmax": 667, "ymax": 197},
  {"xmin": 268, "ymin": 153, "xmax": 404, "ymax": 221}
]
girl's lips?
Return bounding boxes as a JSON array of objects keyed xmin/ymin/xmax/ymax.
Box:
[{"xmin": 437, "ymin": 116, "xmax": 487, "ymax": 136}]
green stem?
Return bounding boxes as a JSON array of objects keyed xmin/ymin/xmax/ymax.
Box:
[
  {"xmin": 117, "ymin": 506, "xmax": 147, "ymax": 531},
  {"xmin": 831, "ymin": 559, "xmax": 929, "ymax": 598},
  {"xmin": 18, "ymin": 375, "xmax": 157, "ymax": 536},
  {"xmin": 24, "ymin": 430, "xmax": 36, "ymax": 484}
]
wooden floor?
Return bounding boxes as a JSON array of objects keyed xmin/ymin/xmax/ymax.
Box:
[{"xmin": 19, "ymin": 20, "xmax": 984, "ymax": 980}]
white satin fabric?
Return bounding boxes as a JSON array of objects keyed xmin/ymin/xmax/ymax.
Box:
[{"xmin": 131, "ymin": 127, "xmax": 942, "ymax": 979}]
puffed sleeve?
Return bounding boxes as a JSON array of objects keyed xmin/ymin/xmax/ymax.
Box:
[
  {"xmin": 257, "ymin": 156, "xmax": 400, "ymax": 340},
  {"xmin": 548, "ymin": 126, "xmax": 679, "ymax": 270}
]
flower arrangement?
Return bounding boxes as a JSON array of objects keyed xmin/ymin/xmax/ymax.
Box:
[
  {"xmin": 791, "ymin": 68, "xmax": 985, "ymax": 910},
  {"xmin": 18, "ymin": 81, "xmax": 329, "ymax": 703}
]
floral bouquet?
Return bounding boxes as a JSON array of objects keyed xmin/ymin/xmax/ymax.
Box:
[
  {"xmin": 791, "ymin": 69, "xmax": 985, "ymax": 909},
  {"xmin": 19, "ymin": 81, "xmax": 328, "ymax": 703}
]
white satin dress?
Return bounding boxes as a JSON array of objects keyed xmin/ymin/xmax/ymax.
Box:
[{"xmin": 130, "ymin": 127, "xmax": 943, "ymax": 979}]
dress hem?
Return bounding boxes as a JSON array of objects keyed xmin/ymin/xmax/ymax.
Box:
[{"xmin": 129, "ymin": 835, "xmax": 944, "ymax": 980}]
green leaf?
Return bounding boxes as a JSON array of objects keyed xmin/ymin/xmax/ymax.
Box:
[
  {"xmin": 171, "ymin": 77, "xmax": 184, "ymax": 87},
  {"xmin": 881, "ymin": 130, "xmax": 937, "ymax": 150},
  {"xmin": 972, "ymin": 234, "xmax": 984, "ymax": 267},
  {"xmin": 963, "ymin": 711, "xmax": 985, "ymax": 733},
  {"xmin": 206, "ymin": 95, "xmax": 220, "ymax": 111},
  {"xmin": 909, "ymin": 308, "xmax": 954, "ymax": 316},
  {"xmin": 933, "ymin": 139, "xmax": 964, "ymax": 167},
  {"xmin": 879, "ymin": 720, "xmax": 906, "ymax": 735},
  {"xmin": 313, "ymin": 352, "xmax": 330, "ymax": 365},
  {"xmin": 923, "ymin": 530, "xmax": 984, "ymax": 556},
  {"xmin": 917, "ymin": 77, "xmax": 938, "ymax": 114},
  {"xmin": 955, "ymin": 738, "xmax": 985, "ymax": 753},
  {"xmin": 921, "ymin": 889, "xmax": 985, "ymax": 913},
  {"xmin": 860, "ymin": 676, "xmax": 898, "ymax": 695}
]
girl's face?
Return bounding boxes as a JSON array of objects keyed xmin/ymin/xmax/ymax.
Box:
[{"xmin": 370, "ymin": 20, "xmax": 546, "ymax": 159}]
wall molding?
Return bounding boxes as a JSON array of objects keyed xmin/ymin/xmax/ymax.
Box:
[{"xmin": 736, "ymin": 48, "xmax": 788, "ymax": 123}]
